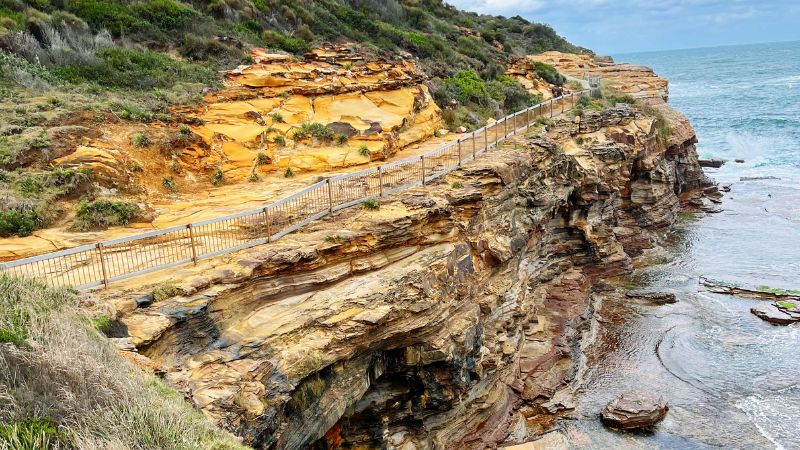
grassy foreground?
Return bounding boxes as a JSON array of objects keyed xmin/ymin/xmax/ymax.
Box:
[{"xmin": 0, "ymin": 274, "xmax": 247, "ymax": 450}]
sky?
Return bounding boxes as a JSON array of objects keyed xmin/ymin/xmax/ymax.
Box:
[{"xmin": 446, "ymin": 0, "xmax": 800, "ymax": 54}]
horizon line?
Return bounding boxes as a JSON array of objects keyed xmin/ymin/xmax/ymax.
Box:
[{"xmin": 611, "ymin": 38, "xmax": 800, "ymax": 56}]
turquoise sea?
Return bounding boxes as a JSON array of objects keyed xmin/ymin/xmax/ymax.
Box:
[{"xmin": 562, "ymin": 41, "xmax": 800, "ymax": 449}]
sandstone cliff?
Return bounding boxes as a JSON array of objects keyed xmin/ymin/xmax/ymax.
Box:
[{"xmin": 100, "ymin": 72, "xmax": 711, "ymax": 448}]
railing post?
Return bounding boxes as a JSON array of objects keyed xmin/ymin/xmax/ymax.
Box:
[
  {"xmin": 96, "ymin": 243, "xmax": 109, "ymax": 288},
  {"xmin": 263, "ymin": 207, "xmax": 272, "ymax": 242},
  {"xmin": 327, "ymin": 179, "xmax": 334, "ymax": 214},
  {"xmin": 550, "ymin": 100, "xmax": 554, "ymax": 118},
  {"xmin": 378, "ymin": 166, "xmax": 384, "ymax": 197},
  {"xmin": 187, "ymin": 224, "xmax": 197, "ymax": 265},
  {"xmin": 457, "ymin": 140, "xmax": 462, "ymax": 166},
  {"xmin": 472, "ymin": 131, "xmax": 476, "ymax": 158},
  {"xmin": 484, "ymin": 126, "xmax": 488, "ymax": 151},
  {"xmin": 525, "ymin": 108, "xmax": 529, "ymax": 129},
  {"xmin": 513, "ymin": 113, "xmax": 517, "ymax": 134},
  {"xmin": 420, "ymin": 155, "xmax": 425, "ymax": 185}
]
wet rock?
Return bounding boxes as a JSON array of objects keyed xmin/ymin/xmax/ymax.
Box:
[
  {"xmin": 735, "ymin": 159, "xmax": 745, "ymax": 163},
  {"xmin": 751, "ymin": 304, "xmax": 798, "ymax": 325},
  {"xmin": 698, "ymin": 158, "xmax": 725, "ymax": 168},
  {"xmin": 625, "ymin": 291, "xmax": 677, "ymax": 304},
  {"xmin": 601, "ymin": 390, "xmax": 668, "ymax": 429}
]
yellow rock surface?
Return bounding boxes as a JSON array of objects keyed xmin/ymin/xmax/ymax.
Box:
[
  {"xmin": 187, "ymin": 47, "xmax": 441, "ymax": 175},
  {"xmin": 528, "ymin": 51, "xmax": 669, "ymax": 100}
]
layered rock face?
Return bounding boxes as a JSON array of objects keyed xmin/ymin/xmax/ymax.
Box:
[
  {"xmin": 107, "ymin": 89, "xmax": 711, "ymax": 448},
  {"xmin": 528, "ymin": 52, "xmax": 670, "ymax": 101},
  {"xmin": 179, "ymin": 44, "xmax": 442, "ymax": 178}
]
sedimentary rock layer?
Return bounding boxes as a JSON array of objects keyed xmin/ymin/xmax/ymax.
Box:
[{"xmin": 105, "ymin": 94, "xmax": 710, "ymax": 449}]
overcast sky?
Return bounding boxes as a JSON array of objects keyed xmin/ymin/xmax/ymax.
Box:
[{"xmin": 447, "ymin": 0, "xmax": 800, "ymax": 54}]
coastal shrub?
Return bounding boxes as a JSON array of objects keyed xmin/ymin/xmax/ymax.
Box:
[
  {"xmin": 362, "ymin": 198, "xmax": 379, "ymax": 210},
  {"xmin": 73, "ymin": 199, "xmax": 142, "ymax": 230},
  {"xmin": 53, "ymin": 47, "xmax": 216, "ymax": 90},
  {"xmin": 179, "ymin": 33, "xmax": 247, "ymax": 66},
  {"xmin": 178, "ymin": 124, "xmax": 191, "ymax": 136},
  {"xmin": 0, "ymin": 208, "xmax": 40, "ymax": 237},
  {"xmin": 152, "ymin": 282, "xmax": 181, "ymax": 301},
  {"xmin": 262, "ymin": 30, "xmax": 310, "ymax": 54},
  {"xmin": 248, "ymin": 169, "xmax": 260, "ymax": 182},
  {"xmin": 358, "ymin": 145, "xmax": 370, "ymax": 156},
  {"xmin": 131, "ymin": 132, "xmax": 150, "ymax": 147},
  {"xmin": 91, "ymin": 315, "xmax": 112, "ymax": 334},
  {"xmin": 269, "ymin": 112, "xmax": 284, "ymax": 123},
  {"xmin": 335, "ymin": 133, "xmax": 348, "ymax": 145},
  {"xmin": 532, "ymin": 61, "xmax": 565, "ymax": 86},
  {"xmin": 256, "ymin": 152, "xmax": 268, "ymax": 165},
  {"xmin": 284, "ymin": 167, "xmax": 293, "ymax": 177},
  {"xmin": 273, "ymin": 134, "xmax": 286, "ymax": 146},
  {"xmin": 451, "ymin": 181, "xmax": 463, "ymax": 188}
]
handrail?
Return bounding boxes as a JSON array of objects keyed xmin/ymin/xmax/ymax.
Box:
[{"xmin": 0, "ymin": 90, "xmax": 590, "ymax": 289}]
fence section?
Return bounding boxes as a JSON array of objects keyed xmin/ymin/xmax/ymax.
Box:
[{"xmin": 1, "ymin": 91, "xmax": 588, "ymax": 289}]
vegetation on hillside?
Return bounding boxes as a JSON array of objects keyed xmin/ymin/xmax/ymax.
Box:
[
  {"xmin": 0, "ymin": 274, "xmax": 247, "ymax": 449},
  {"xmin": 0, "ymin": 0, "xmax": 581, "ymax": 237}
]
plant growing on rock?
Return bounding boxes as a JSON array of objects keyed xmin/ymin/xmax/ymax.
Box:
[
  {"xmin": 273, "ymin": 135, "xmax": 286, "ymax": 147},
  {"xmin": 451, "ymin": 181, "xmax": 464, "ymax": 188},
  {"xmin": 162, "ymin": 176, "xmax": 176, "ymax": 191},
  {"xmin": 256, "ymin": 152, "xmax": 269, "ymax": 165},
  {"xmin": 335, "ymin": 133, "xmax": 348, "ymax": 145},
  {"xmin": 211, "ymin": 168, "xmax": 225, "ymax": 186},
  {"xmin": 131, "ymin": 132, "xmax": 150, "ymax": 147},
  {"xmin": 362, "ymin": 198, "xmax": 380, "ymax": 210},
  {"xmin": 284, "ymin": 167, "xmax": 294, "ymax": 178},
  {"xmin": 269, "ymin": 112, "xmax": 284, "ymax": 123},
  {"xmin": 178, "ymin": 124, "xmax": 192, "ymax": 136},
  {"xmin": 358, "ymin": 145, "xmax": 370, "ymax": 157},
  {"xmin": 248, "ymin": 169, "xmax": 260, "ymax": 182},
  {"xmin": 73, "ymin": 199, "xmax": 143, "ymax": 231}
]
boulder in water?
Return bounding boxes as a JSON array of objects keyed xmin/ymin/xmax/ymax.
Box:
[
  {"xmin": 601, "ymin": 390, "xmax": 668, "ymax": 429},
  {"xmin": 698, "ymin": 158, "xmax": 725, "ymax": 168}
]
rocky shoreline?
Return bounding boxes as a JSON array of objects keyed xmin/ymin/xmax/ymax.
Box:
[{"xmin": 97, "ymin": 77, "xmax": 714, "ymax": 448}]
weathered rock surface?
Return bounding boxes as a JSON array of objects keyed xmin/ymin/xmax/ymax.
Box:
[
  {"xmin": 101, "ymin": 88, "xmax": 710, "ymax": 449},
  {"xmin": 601, "ymin": 390, "xmax": 668, "ymax": 429},
  {"xmin": 529, "ymin": 52, "xmax": 669, "ymax": 101},
  {"xmin": 625, "ymin": 291, "xmax": 677, "ymax": 304},
  {"xmin": 181, "ymin": 44, "xmax": 442, "ymax": 178},
  {"xmin": 699, "ymin": 158, "xmax": 726, "ymax": 168},
  {"xmin": 751, "ymin": 304, "xmax": 800, "ymax": 325}
]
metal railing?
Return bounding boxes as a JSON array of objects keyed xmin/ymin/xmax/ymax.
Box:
[{"xmin": 1, "ymin": 91, "xmax": 589, "ymax": 290}]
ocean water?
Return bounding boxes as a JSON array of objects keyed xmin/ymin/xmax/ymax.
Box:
[{"xmin": 560, "ymin": 41, "xmax": 800, "ymax": 449}]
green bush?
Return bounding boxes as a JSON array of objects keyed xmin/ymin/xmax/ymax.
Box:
[
  {"xmin": 361, "ymin": 198, "xmax": 380, "ymax": 210},
  {"xmin": 54, "ymin": 47, "xmax": 216, "ymax": 91},
  {"xmin": 131, "ymin": 0, "xmax": 199, "ymax": 32},
  {"xmin": 273, "ymin": 134, "xmax": 286, "ymax": 146},
  {"xmin": 269, "ymin": 112, "xmax": 284, "ymax": 123},
  {"xmin": 533, "ymin": 61, "xmax": 565, "ymax": 86},
  {"xmin": 131, "ymin": 132, "xmax": 150, "ymax": 147},
  {"xmin": 65, "ymin": 0, "xmax": 145, "ymax": 35},
  {"xmin": 74, "ymin": 199, "xmax": 142, "ymax": 231},
  {"xmin": 262, "ymin": 30, "xmax": 311, "ymax": 54},
  {"xmin": 0, "ymin": 208, "xmax": 40, "ymax": 237},
  {"xmin": 178, "ymin": 124, "xmax": 191, "ymax": 135},
  {"xmin": 294, "ymin": 122, "xmax": 334, "ymax": 141},
  {"xmin": 358, "ymin": 145, "xmax": 370, "ymax": 156},
  {"xmin": 284, "ymin": 167, "xmax": 293, "ymax": 178}
]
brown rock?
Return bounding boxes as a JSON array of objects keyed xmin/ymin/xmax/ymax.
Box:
[
  {"xmin": 601, "ymin": 390, "xmax": 668, "ymax": 429},
  {"xmin": 751, "ymin": 304, "xmax": 799, "ymax": 325}
]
